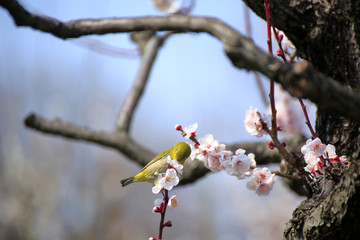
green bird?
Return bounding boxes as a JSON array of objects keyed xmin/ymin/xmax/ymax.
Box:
[{"xmin": 120, "ymin": 142, "xmax": 191, "ymax": 187}]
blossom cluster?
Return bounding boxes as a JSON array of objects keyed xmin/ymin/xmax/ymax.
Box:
[
  {"xmin": 176, "ymin": 123, "xmax": 275, "ymax": 196},
  {"xmin": 301, "ymin": 137, "xmax": 347, "ymax": 175}
]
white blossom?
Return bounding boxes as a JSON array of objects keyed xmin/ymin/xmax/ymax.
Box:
[
  {"xmin": 246, "ymin": 167, "xmax": 275, "ymax": 196},
  {"xmin": 245, "ymin": 107, "xmax": 270, "ymax": 137},
  {"xmin": 167, "ymin": 156, "xmax": 183, "ymax": 174},
  {"xmin": 168, "ymin": 195, "xmax": 178, "ymax": 208},
  {"xmin": 225, "ymin": 149, "xmax": 251, "ymax": 179},
  {"xmin": 158, "ymin": 169, "xmax": 179, "ymax": 191},
  {"xmin": 301, "ymin": 137, "xmax": 326, "ymax": 156},
  {"xmin": 151, "ymin": 0, "xmax": 181, "ymax": 14}
]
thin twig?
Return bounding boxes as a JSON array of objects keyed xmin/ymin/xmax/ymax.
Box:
[
  {"xmin": 264, "ymin": 0, "xmax": 278, "ymax": 136},
  {"xmin": 158, "ymin": 190, "xmax": 169, "ymax": 239},
  {"xmin": 272, "ymin": 171, "xmax": 304, "ymax": 181},
  {"xmin": 298, "ymin": 98, "xmax": 316, "ymax": 139}
]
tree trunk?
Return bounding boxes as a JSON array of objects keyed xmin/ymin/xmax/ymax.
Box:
[{"xmin": 242, "ymin": 0, "xmax": 360, "ymax": 239}]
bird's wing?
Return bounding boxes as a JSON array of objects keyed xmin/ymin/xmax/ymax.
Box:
[{"xmin": 140, "ymin": 149, "xmax": 170, "ymax": 171}]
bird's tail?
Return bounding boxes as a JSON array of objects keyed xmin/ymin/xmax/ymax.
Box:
[{"xmin": 120, "ymin": 176, "xmax": 134, "ymax": 187}]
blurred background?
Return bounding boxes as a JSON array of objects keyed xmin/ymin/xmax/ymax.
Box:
[{"xmin": 0, "ymin": 0, "xmax": 307, "ymax": 239}]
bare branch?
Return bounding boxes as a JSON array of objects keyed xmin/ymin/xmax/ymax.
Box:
[
  {"xmin": 24, "ymin": 113, "xmax": 154, "ymax": 166},
  {"xmin": 116, "ymin": 32, "xmax": 164, "ymax": 133}
]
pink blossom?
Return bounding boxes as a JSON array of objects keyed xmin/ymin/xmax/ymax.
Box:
[
  {"xmin": 246, "ymin": 167, "xmax": 275, "ymax": 196},
  {"xmin": 182, "ymin": 123, "xmax": 198, "ymax": 140},
  {"xmin": 225, "ymin": 149, "xmax": 251, "ymax": 178},
  {"xmin": 303, "ymin": 151, "xmax": 323, "ymax": 174},
  {"xmin": 301, "ymin": 137, "xmax": 326, "ymax": 156},
  {"xmin": 323, "ymin": 144, "xmax": 347, "ymax": 164},
  {"xmin": 245, "ymin": 107, "xmax": 269, "ymax": 137},
  {"xmin": 151, "ymin": 0, "xmax": 181, "ymax": 14}
]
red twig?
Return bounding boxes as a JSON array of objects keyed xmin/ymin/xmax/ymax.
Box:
[
  {"xmin": 158, "ymin": 189, "xmax": 169, "ymax": 240},
  {"xmin": 264, "ymin": 0, "xmax": 278, "ymax": 136},
  {"xmin": 298, "ymin": 98, "xmax": 316, "ymax": 139},
  {"xmin": 265, "ymin": 1, "xmax": 316, "ymax": 139},
  {"xmin": 264, "ymin": 0, "xmax": 273, "ymax": 56}
]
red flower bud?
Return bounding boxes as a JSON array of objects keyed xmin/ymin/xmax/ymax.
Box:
[
  {"xmin": 276, "ymin": 49, "xmax": 284, "ymax": 57},
  {"xmin": 282, "ymin": 142, "xmax": 287, "ymax": 147},
  {"xmin": 279, "ymin": 34, "xmax": 284, "ymax": 41},
  {"xmin": 175, "ymin": 124, "xmax": 183, "ymax": 131},
  {"xmin": 153, "ymin": 206, "xmax": 161, "ymax": 213},
  {"xmin": 268, "ymin": 141, "xmax": 275, "ymax": 150},
  {"xmin": 164, "ymin": 221, "xmax": 172, "ymax": 227}
]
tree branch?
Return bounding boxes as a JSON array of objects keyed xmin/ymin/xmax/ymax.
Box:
[
  {"xmin": 24, "ymin": 113, "xmax": 307, "ymax": 186},
  {"xmin": 24, "ymin": 113, "xmax": 154, "ymax": 166},
  {"xmin": 116, "ymin": 32, "xmax": 164, "ymax": 133},
  {"xmin": 2, "ymin": 0, "xmax": 360, "ymax": 122}
]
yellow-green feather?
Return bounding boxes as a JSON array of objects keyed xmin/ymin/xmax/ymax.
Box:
[{"xmin": 120, "ymin": 142, "xmax": 191, "ymax": 187}]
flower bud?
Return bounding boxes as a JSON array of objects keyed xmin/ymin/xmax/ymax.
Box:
[
  {"xmin": 279, "ymin": 34, "xmax": 284, "ymax": 41},
  {"xmin": 152, "ymin": 206, "xmax": 161, "ymax": 213},
  {"xmin": 175, "ymin": 124, "xmax": 183, "ymax": 131},
  {"xmin": 276, "ymin": 49, "xmax": 284, "ymax": 57},
  {"xmin": 268, "ymin": 141, "xmax": 275, "ymax": 150},
  {"xmin": 164, "ymin": 221, "xmax": 172, "ymax": 227}
]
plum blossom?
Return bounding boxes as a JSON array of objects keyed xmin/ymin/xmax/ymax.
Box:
[
  {"xmin": 168, "ymin": 195, "xmax": 178, "ymax": 208},
  {"xmin": 151, "ymin": 0, "xmax": 181, "ymax": 14},
  {"xmin": 302, "ymin": 138, "xmax": 347, "ymax": 175},
  {"xmin": 152, "ymin": 169, "xmax": 179, "ymax": 194},
  {"xmin": 190, "ymin": 134, "xmax": 226, "ymax": 172},
  {"xmin": 159, "ymin": 169, "xmax": 179, "ymax": 191},
  {"xmin": 245, "ymin": 107, "xmax": 270, "ymax": 137},
  {"xmin": 152, "ymin": 176, "xmax": 163, "ymax": 194},
  {"xmin": 272, "ymin": 85, "xmax": 306, "ymax": 136},
  {"xmin": 246, "ymin": 167, "xmax": 275, "ymax": 196},
  {"xmin": 182, "ymin": 123, "xmax": 198, "ymax": 139},
  {"xmin": 167, "ymin": 156, "xmax": 183, "ymax": 174},
  {"xmin": 323, "ymin": 144, "xmax": 347, "ymax": 164},
  {"xmin": 303, "ymin": 151, "xmax": 323, "ymax": 174},
  {"xmin": 301, "ymin": 137, "xmax": 326, "ymax": 156},
  {"xmin": 225, "ymin": 148, "xmax": 252, "ymax": 179}
]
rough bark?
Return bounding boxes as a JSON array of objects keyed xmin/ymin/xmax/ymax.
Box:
[{"xmin": 243, "ymin": 0, "xmax": 360, "ymax": 239}]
